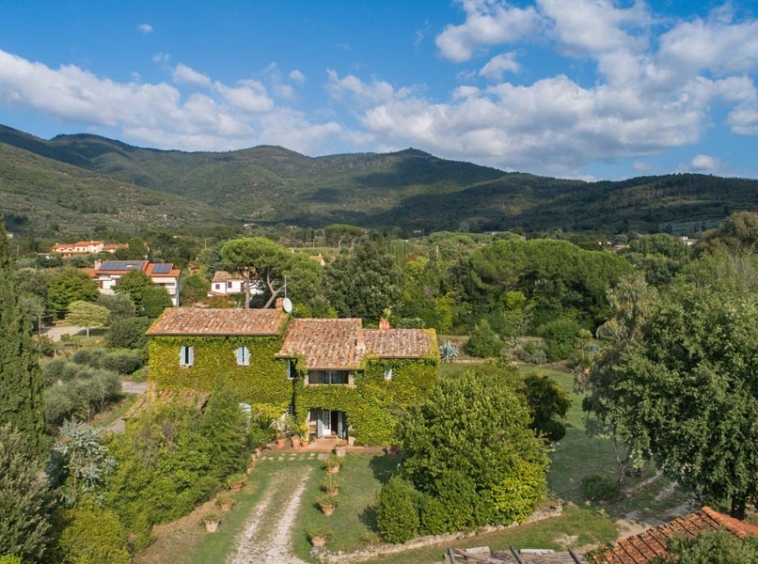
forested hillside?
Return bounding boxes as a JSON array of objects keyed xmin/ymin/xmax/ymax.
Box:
[{"xmin": 2, "ymin": 123, "xmax": 758, "ymax": 236}]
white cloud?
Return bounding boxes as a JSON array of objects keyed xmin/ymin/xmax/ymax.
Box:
[
  {"xmin": 689, "ymin": 154, "xmax": 719, "ymax": 173},
  {"xmin": 436, "ymin": 0, "xmax": 542, "ymax": 62},
  {"xmin": 0, "ymin": 49, "xmax": 341, "ymax": 155},
  {"xmin": 289, "ymin": 70, "xmax": 306, "ymax": 85},
  {"xmin": 152, "ymin": 52, "xmax": 170, "ymax": 63},
  {"xmin": 172, "ymin": 63, "xmax": 211, "ymax": 87},
  {"xmin": 479, "ymin": 52, "xmax": 520, "ymax": 81},
  {"xmin": 537, "ymin": 0, "xmax": 650, "ymax": 58},
  {"xmin": 138, "ymin": 23, "xmax": 153, "ymax": 35},
  {"xmin": 214, "ymin": 80, "xmax": 273, "ymax": 113}
]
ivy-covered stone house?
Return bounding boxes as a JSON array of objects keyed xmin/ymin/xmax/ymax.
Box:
[{"xmin": 146, "ymin": 306, "xmax": 439, "ymax": 445}]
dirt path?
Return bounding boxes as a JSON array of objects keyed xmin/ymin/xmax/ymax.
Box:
[{"xmin": 228, "ymin": 466, "xmax": 312, "ymax": 564}]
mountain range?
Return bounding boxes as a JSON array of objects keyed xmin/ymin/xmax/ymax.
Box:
[{"xmin": 2, "ymin": 123, "xmax": 757, "ymax": 237}]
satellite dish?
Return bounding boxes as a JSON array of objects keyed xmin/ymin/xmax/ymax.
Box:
[{"xmin": 282, "ymin": 297, "xmax": 293, "ymax": 313}]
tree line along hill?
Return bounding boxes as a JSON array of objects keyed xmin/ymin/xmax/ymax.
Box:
[{"xmin": 2, "ymin": 123, "xmax": 758, "ymax": 237}]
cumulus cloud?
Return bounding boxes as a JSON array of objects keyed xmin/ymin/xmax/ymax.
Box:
[
  {"xmin": 289, "ymin": 70, "xmax": 306, "ymax": 85},
  {"xmin": 479, "ymin": 52, "xmax": 520, "ymax": 81},
  {"xmin": 0, "ymin": 49, "xmax": 340, "ymax": 155},
  {"xmin": 172, "ymin": 63, "xmax": 211, "ymax": 87},
  {"xmin": 436, "ymin": 0, "xmax": 542, "ymax": 62},
  {"xmin": 138, "ymin": 23, "xmax": 153, "ymax": 34},
  {"xmin": 689, "ymin": 154, "xmax": 719, "ymax": 173}
]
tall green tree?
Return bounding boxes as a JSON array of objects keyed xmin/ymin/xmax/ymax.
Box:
[
  {"xmin": 47, "ymin": 268, "xmax": 99, "ymax": 317},
  {"xmin": 661, "ymin": 529, "xmax": 758, "ymax": 564},
  {"xmin": 0, "ymin": 220, "xmax": 46, "ymax": 454},
  {"xmin": 0, "ymin": 425, "xmax": 53, "ymax": 562},
  {"xmin": 580, "ymin": 273, "xmax": 657, "ymax": 484},
  {"xmin": 221, "ymin": 237, "xmax": 321, "ymax": 309},
  {"xmin": 590, "ymin": 281, "xmax": 758, "ymax": 518},
  {"xmin": 395, "ymin": 366, "xmax": 548, "ymax": 531},
  {"xmin": 324, "ymin": 241, "xmax": 403, "ymax": 323}
]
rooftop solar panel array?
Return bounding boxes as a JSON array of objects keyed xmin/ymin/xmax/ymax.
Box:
[
  {"xmin": 101, "ymin": 261, "xmax": 145, "ymax": 270},
  {"xmin": 152, "ymin": 264, "xmax": 172, "ymax": 274}
]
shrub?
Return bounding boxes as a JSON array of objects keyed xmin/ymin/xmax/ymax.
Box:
[
  {"xmin": 465, "ymin": 320, "xmax": 503, "ymax": 358},
  {"xmin": 72, "ymin": 348, "xmax": 108, "ymax": 369},
  {"xmin": 419, "ymin": 494, "xmax": 450, "ymax": 535},
  {"xmin": 580, "ymin": 474, "xmax": 620, "ymax": 502},
  {"xmin": 516, "ymin": 340, "xmax": 548, "ymax": 364},
  {"xmin": 538, "ymin": 317, "xmax": 581, "ymax": 361},
  {"xmin": 101, "ymin": 350, "xmax": 144, "ymax": 375},
  {"xmin": 105, "ymin": 317, "xmax": 152, "ymax": 350},
  {"xmin": 376, "ymin": 476, "xmax": 419, "ymax": 543},
  {"xmin": 308, "ymin": 526, "xmax": 333, "ymax": 541}
]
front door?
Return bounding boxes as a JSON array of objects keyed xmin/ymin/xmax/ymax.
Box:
[{"xmin": 314, "ymin": 409, "xmax": 346, "ymax": 438}]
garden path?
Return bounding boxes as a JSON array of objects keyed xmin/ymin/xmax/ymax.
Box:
[{"xmin": 228, "ymin": 464, "xmax": 313, "ymax": 564}]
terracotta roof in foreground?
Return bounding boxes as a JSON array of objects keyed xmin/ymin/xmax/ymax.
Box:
[
  {"xmin": 147, "ymin": 307, "xmax": 287, "ymax": 336},
  {"xmin": 277, "ymin": 318, "xmax": 364, "ymax": 369},
  {"xmin": 590, "ymin": 506, "xmax": 758, "ymax": 564},
  {"xmin": 364, "ymin": 328, "xmax": 437, "ymax": 358}
]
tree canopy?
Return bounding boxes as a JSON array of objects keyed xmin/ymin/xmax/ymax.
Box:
[
  {"xmin": 587, "ymin": 280, "xmax": 758, "ymax": 518},
  {"xmin": 395, "ymin": 366, "xmax": 548, "ymax": 531}
]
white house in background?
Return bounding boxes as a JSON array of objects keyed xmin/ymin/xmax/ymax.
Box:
[
  {"xmin": 207, "ymin": 270, "xmax": 262, "ymax": 298},
  {"xmin": 91, "ymin": 260, "xmax": 181, "ymax": 306}
]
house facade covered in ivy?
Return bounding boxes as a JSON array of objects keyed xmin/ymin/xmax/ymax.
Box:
[{"xmin": 146, "ymin": 304, "xmax": 439, "ymax": 445}]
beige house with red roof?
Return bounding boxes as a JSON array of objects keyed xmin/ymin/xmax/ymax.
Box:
[
  {"xmin": 208, "ymin": 270, "xmax": 248, "ymax": 297},
  {"xmin": 146, "ymin": 306, "xmax": 439, "ymax": 445},
  {"xmin": 52, "ymin": 240, "xmax": 128, "ymax": 257}
]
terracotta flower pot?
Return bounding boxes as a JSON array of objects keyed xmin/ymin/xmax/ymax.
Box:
[
  {"xmin": 321, "ymin": 504, "xmax": 335, "ymax": 516},
  {"xmin": 311, "ymin": 536, "xmax": 327, "ymax": 548},
  {"xmin": 203, "ymin": 518, "xmax": 220, "ymax": 532}
]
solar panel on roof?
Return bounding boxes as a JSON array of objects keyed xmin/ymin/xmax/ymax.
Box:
[
  {"xmin": 152, "ymin": 264, "xmax": 172, "ymax": 274},
  {"xmin": 101, "ymin": 260, "xmax": 144, "ymax": 270}
]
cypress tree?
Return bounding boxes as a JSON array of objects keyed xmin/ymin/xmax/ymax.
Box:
[{"xmin": 0, "ymin": 219, "xmax": 47, "ymax": 454}]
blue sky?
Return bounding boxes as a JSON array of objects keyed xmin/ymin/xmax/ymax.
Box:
[{"xmin": 0, "ymin": 0, "xmax": 757, "ymax": 180}]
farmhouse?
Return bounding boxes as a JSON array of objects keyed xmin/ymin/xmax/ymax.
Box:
[{"xmin": 146, "ymin": 303, "xmax": 439, "ymax": 445}]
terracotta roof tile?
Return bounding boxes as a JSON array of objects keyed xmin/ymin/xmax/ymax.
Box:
[
  {"xmin": 145, "ymin": 263, "xmax": 181, "ymax": 277},
  {"xmin": 147, "ymin": 307, "xmax": 287, "ymax": 336},
  {"xmin": 278, "ymin": 318, "xmax": 364, "ymax": 369},
  {"xmin": 364, "ymin": 328, "xmax": 437, "ymax": 358},
  {"xmin": 211, "ymin": 270, "xmax": 234, "ymax": 283},
  {"xmin": 590, "ymin": 507, "xmax": 758, "ymax": 564}
]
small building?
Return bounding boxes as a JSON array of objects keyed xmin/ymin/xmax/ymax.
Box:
[
  {"xmin": 52, "ymin": 240, "xmax": 128, "ymax": 257},
  {"xmin": 208, "ymin": 270, "xmax": 248, "ymax": 297},
  {"xmin": 92, "ymin": 260, "xmax": 181, "ymax": 306},
  {"xmin": 146, "ymin": 305, "xmax": 439, "ymax": 445}
]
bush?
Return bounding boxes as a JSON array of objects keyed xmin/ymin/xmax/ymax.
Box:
[
  {"xmin": 72, "ymin": 348, "xmax": 108, "ymax": 369},
  {"xmin": 376, "ymin": 476, "xmax": 420, "ymax": 543},
  {"xmin": 538, "ymin": 317, "xmax": 581, "ymax": 361},
  {"xmin": 419, "ymin": 494, "xmax": 450, "ymax": 535},
  {"xmin": 105, "ymin": 317, "xmax": 152, "ymax": 350},
  {"xmin": 516, "ymin": 340, "xmax": 548, "ymax": 364},
  {"xmin": 465, "ymin": 319, "xmax": 503, "ymax": 358},
  {"xmin": 58, "ymin": 501, "xmax": 131, "ymax": 564},
  {"xmin": 101, "ymin": 350, "xmax": 144, "ymax": 375},
  {"xmin": 581, "ymin": 474, "xmax": 620, "ymax": 502}
]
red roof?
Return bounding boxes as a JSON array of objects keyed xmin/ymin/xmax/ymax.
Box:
[
  {"xmin": 278, "ymin": 318, "xmax": 364, "ymax": 369},
  {"xmin": 277, "ymin": 318, "xmax": 437, "ymax": 369},
  {"xmin": 590, "ymin": 507, "xmax": 758, "ymax": 564},
  {"xmin": 145, "ymin": 263, "xmax": 181, "ymax": 278},
  {"xmin": 365, "ymin": 328, "xmax": 437, "ymax": 359},
  {"xmin": 147, "ymin": 307, "xmax": 287, "ymax": 336}
]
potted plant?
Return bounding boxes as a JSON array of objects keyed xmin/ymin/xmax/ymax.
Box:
[
  {"xmin": 333, "ymin": 443, "xmax": 347, "ymax": 457},
  {"xmin": 203, "ymin": 513, "xmax": 221, "ymax": 532},
  {"xmin": 321, "ymin": 473, "xmax": 342, "ymax": 496},
  {"xmin": 308, "ymin": 526, "xmax": 333, "ymax": 548},
  {"xmin": 324, "ymin": 454, "xmax": 342, "ymax": 474},
  {"xmin": 216, "ymin": 494, "xmax": 235, "ymax": 512},
  {"xmin": 270, "ymin": 415, "xmax": 296, "ymax": 448},
  {"xmin": 225, "ymin": 472, "xmax": 246, "ymax": 492},
  {"xmin": 316, "ymin": 493, "xmax": 339, "ymax": 516}
]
